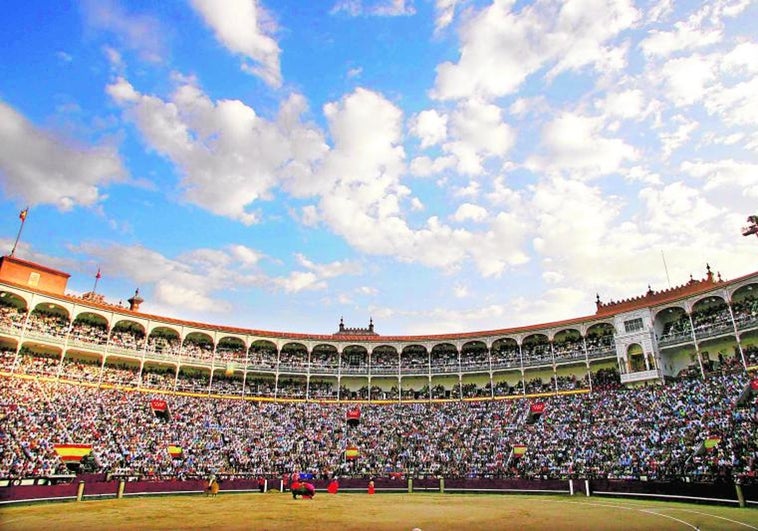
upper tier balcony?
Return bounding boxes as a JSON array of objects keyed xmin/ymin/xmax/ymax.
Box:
[{"xmin": 620, "ymin": 368, "xmax": 662, "ymax": 385}]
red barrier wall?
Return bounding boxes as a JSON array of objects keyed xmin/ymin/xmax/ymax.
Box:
[{"xmin": 0, "ymin": 477, "xmax": 748, "ymax": 506}]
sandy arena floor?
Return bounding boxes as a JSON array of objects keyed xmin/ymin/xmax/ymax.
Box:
[{"xmin": 1, "ymin": 492, "xmax": 757, "ymax": 530}]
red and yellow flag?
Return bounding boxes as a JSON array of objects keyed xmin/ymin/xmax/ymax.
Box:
[
  {"xmin": 168, "ymin": 445, "xmax": 183, "ymax": 458},
  {"xmin": 54, "ymin": 444, "xmax": 92, "ymax": 463},
  {"xmin": 512, "ymin": 444, "xmax": 527, "ymax": 457}
]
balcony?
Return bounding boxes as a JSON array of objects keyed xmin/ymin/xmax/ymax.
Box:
[
  {"xmin": 657, "ymin": 332, "xmax": 692, "ymax": 348},
  {"xmin": 620, "ymin": 368, "xmax": 662, "ymax": 385},
  {"xmin": 340, "ymin": 365, "xmax": 369, "ymax": 376},
  {"xmin": 586, "ymin": 348, "xmax": 616, "ymax": 361}
]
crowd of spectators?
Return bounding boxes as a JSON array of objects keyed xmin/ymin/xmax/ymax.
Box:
[
  {"xmin": 491, "ymin": 341, "xmax": 520, "ymax": 369},
  {"xmin": 370, "ymin": 348, "xmax": 399, "ymax": 374},
  {"xmin": 0, "ymin": 304, "xmax": 26, "ymax": 331},
  {"xmin": 658, "ymin": 297, "xmax": 756, "ymax": 344},
  {"xmin": 460, "ymin": 343, "xmax": 489, "ymax": 369},
  {"xmin": 68, "ymin": 318, "xmax": 109, "ymax": 345},
  {"xmin": 109, "ymin": 326, "xmax": 145, "ymax": 352},
  {"xmin": 25, "ymin": 311, "xmax": 69, "ymax": 339},
  {"xmin": 733, "ymin": 295, "xmax": 758, "ymax": 325},
  {"xmin": 1, "ymin": 367, "xmax": 755, "ymax": 484},
  {"xmin": 215, "ymin": 341, "xmax": 247, "ymax": 363}
]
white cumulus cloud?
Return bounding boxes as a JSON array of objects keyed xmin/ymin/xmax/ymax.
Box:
[
  {"xmin": 452, "ymin": 203, "xmax": 488, "ymax": 223},
  {"xmin": 190, "ymin": 0, "xmax": 282, "ymax": 87},
  {"xmin": 432, "ymin": 0, "xmax": 639, "ymax": 100},
  {"xmin": 0, "ymin": 102, "xmax": 125, "ymax": 210},
  {"xmin": 107, "ymin": 77, "xmax": 326, "ymax": 225}
]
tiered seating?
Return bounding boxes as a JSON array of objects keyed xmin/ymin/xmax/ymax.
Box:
[{"xmin": 4, "ymin": 370, "xmax": 749, "ymax": 482}]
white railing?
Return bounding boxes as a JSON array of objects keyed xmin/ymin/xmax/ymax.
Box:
[{"xmin": 620, "ymin": 369, "xmax": 662, "ymax": 384}]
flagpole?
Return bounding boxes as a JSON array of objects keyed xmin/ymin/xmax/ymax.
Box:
[
  {"xmin": 661, "ymin": 249, "xmax": 671, "ymax": 288},
  {"xmin": 9, "ymin": 207, "xmax": 29, "ymax": 257},
  {"xmin": 93, "ymin": 267, "xmax": 102, "ymax": 294}
]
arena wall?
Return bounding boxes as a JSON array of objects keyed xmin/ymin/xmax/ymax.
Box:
[{"xmin": 1, "ymin": 476, "xmax": 753, "ymax": 507}]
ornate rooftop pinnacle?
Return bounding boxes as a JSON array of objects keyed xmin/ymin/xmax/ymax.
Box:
[{"xmin": 595, "ymin": 264, "xmax": 723, "ymax": 315}]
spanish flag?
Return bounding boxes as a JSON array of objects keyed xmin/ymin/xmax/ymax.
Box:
[
  {"xmin": 168, "ymin": 445, "xmax": 183, "ymax": 458},
  {"xmin": 54, "ymin": 444, "xmax": 92, "ymax": 463},
  {"xmin": 512, "ymin": 444, "xmax": 527, "ymax": 458},
  {"xmin": 345, "ymin": 446, "xmax": 359, "ymax": 460},
  {"xmin": 19, "ymin": 208, "xmax": 28, "ymax": 222}
]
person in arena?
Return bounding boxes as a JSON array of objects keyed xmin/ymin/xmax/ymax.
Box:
[{"xmin": 205, "ymin": 474, "xmax": 219, "ymax": 497}]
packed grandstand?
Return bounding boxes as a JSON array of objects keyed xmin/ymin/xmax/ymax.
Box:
[{"xmin": 0, "ymin": 256, "xmax": 756, "ymax": 486}]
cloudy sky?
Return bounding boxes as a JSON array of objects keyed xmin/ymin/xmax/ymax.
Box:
[{"xmin": 0, "ymin": 0, "xmax": 756, "ymax": 336}]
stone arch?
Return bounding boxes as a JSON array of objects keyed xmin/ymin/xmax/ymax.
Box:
[
  {"xmin": 552, "ymin": 329, "xmax": 583, "ymax": 362},
  {"xmin": 432, "ymin": 342, "xmax": 460, "ymax": 372},
  {"xmin": 216, "ymin": 336, "xmax": 247, "ymax": 364},
  {"xmin": 279, "ymin": 342, "xmax": 310, "ymax": 373},
  {"xmin": 401, "ymin": 344, "xmax": 428, "ymax": 374},
  {"xmin": 102, "ymin": 353, "xmax": 141, "ymax": 386},
  {"xmin": 147, "ymin": 326, "xmax": 181, "ymax": 356},
  {"xmin": 626, "ymin": 343, "xmax": 646, "ymax": 372},
  {"xmin": 310, "ymin": 344, "xmax": 338, "ymax": 372},
  {"xmin": 110, "ymin": 319, "xmax": 146, "ymax": 351},
  {"xmin": 70, "ymin": 311, "xmax": 109, "ymax": 345},
  {"xmin": 176, "ymin": 364, "xmax": 211, "ymax": 393},
  {"xmin": 0, "ymin": 290, "xmax": 28, "ymax": 339},
  {"xmin": 491, "ymin": 337, "xmax": 519, "ymax": 369},
  {"xmin": 521, "ymin": 333, "xmax": 551, "ymax": 366},
  {"xmin": 0, "ymin": 289, "xmax": 29, "ymax": 312},
  {"xmin": 654, "ymin": 306, "xmax": 690, "ymax": 344},
  {"xmin": 459, "ymin": 340, "xmax": 487, "ymax": 370},
  {"xmin": 141, "ymin": 359, "xmax": 178, "ymax": 390},
  {"xmin": 27, "ymin": 301, "xmax": 70, "ymax": 339},
  {"xmin": 690, "ymin": 295, "xmax": 730, "ymax": 337},
  {"xmin": 248, "ymin": 340, "xmax": 278, "ymax": 369},
  {"xmin": 585, "ymin": 322, "xmax": 615, "ymax": 358},
  {"xmin": 16, "ymin": 342, "xmax": 63, "ymax": 375},
  {"xmin": 341, "ymin": 345, "xmax": 368, "ymax": 374},
  {"xmin": 371, "ymin": 345, "xmax": 399, "ymax": 375},
  {"xmin": 183, "ymin": 331, "xmax": 214, "ymax": 362},
  {"xmin": 60, "ymin": 347, "xmax": 103, "ymax": 383}
]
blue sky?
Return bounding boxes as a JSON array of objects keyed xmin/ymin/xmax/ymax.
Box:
[{"xmin": 0, "ymin": 0, "xmax": 757, "ymax": 335}]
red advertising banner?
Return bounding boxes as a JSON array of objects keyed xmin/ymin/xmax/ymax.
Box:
[{"xmin": 530, "ymin": 402, "xmax": 545, "ymax": 414}]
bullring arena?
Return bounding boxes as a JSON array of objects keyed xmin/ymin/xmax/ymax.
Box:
[{"xmin": 1, "ymin": 255, "xmax": 758, "ymax": 529}]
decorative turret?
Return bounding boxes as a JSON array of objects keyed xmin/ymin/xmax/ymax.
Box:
[
  {"xmin": 128, "ymin": 288, "xmax": 143, "ymax": 312},
  {"xmin": 334, "ymin": 318, "xmax": 378, "ymax": 337}
]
